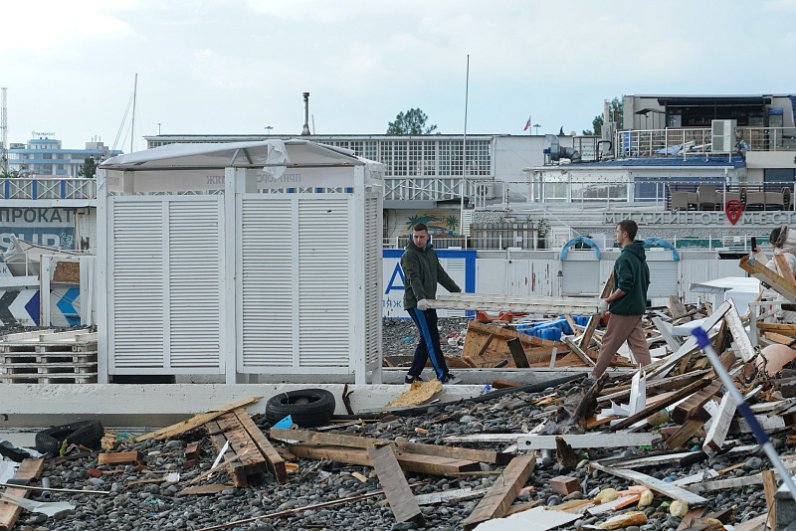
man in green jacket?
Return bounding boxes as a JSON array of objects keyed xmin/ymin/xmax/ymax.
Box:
[
  {"xmin": 591, "ymin": 219, "xmax": 652, "ymax": 378},
  {"xmin": 402, "ymin": 223, "xmax": 462, "ymax": 384}
]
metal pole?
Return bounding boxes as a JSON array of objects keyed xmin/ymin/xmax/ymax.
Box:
[
  {"xmin": 691, "ymin": 326, "xmax": 796, "ymax": 502},
  {"xmin": 461, "ymin": 54, "xmax": 469, "ymax": 250}
]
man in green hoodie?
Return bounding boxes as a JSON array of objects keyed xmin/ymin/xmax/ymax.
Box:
[
  {"xmin": 591, "ymin": 220, "xmax": 652, "ymax": 379},
  {"xmin": 402, "ymin": 223, "xmax": 462, "ymax": 384}
]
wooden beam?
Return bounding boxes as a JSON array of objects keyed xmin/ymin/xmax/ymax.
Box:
[
  {"xmin": 507, "ymin": 338, "xmax": 530, "ymax": 368},
  {"xmin": 289, "ymin": 445, "xmax": 481, "ymax": 476},
  {"xmin": 428, "ymin": 293, "xmax": 600, "ymax": 314},
  {"xmin": 367, "ymin": 445, "xmax": 424, "ymax": 525},
  {"xmin": 598, "ymin": 369, "xmax": 712, "ymax": 405},
  {"xmin": 563, "ymin": 337, "xmax": 596, "ymax": 367},
  {"xmin": 590, "ymin": 462, "xmax": 707, "ymax": 506},
  {"xmin": 232, "ymin": 408, "xmax": 287, "ymax": 483},
  {"xmin": 665, "ymin": 418, "xmax": 705, "ymax": 449},
  {"xmin": 668, "ymin": 295, "xmax": 689, "ymax": 321},
  {"xmin": 462, "ymin": 321, "xmax": 567, "ymax": 367},
  {"xmin": 775, "ymin": 254, "xmax": 796, "ymax": 284},
  {"xmin": 611, "ymin": 376, "xmax": 713, "ymax": 430},
  {"xmin": 98, "ymin": 451, "xmax": 142, "ymax": 466},
  {"xmin": 0, "ymin": 458, "xmax": 45, "ymax": 531},
  {"xmin": 134, "ymin": 396, "xmax": 262, "ymax": 442},
  {"xmin": 756, "ymin": 322, "xmax": 796, "ymax": 335},
  {"xmin": 461, "ymin": 454, "xmax": 536, "ymax": 531},
  {"xmin": 269, "ymin": 428, "xmax": 506, "ymax": 465},
  {"xmin": 762, "ymin": 469, "xmax": 777, "ymax": 530},
  {"xmin": 740, "ymin": 255, "xmax": 796, "ymax": 302},
  {"xmin": 671, "ymin": 382, "xmax": 721, "ymax": 424}
]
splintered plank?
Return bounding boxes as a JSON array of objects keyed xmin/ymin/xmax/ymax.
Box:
[
  {"xmin": 665, "ymin": 418, "xmax": 705, "ymax": 449},
  {"xmin": 590, "ymin": 462, "xmax": 707, "ymax": 506},
  {"xmin": 646, "ymin": 301, "xmax": 731, "ymax": 380},
  {"xmin": 611, "ymin": 376, "xmax": 713, "ymax": 430},
  {"xmin": 461, "ymin": 454, "xmax": 536, "ymax": 530},
  {"xmin": 232, "ymin": 408, "xmax": 286, "ymax": 483},
  {"xmin": 134, "ymin": 396, "xmax": 262, "ymax": 442},
  {"xmin": 289, "ymin": 445, "xmax": 480, "ymax": 476},
  {"xmin": 762, "ymin": 469, "xmax": 777, "ymax": 530},
  {"xmin": 703, "ymin": 391, "xmax": 738, "ymax": 456},
  {"xmin": 270, "ymin": 428, "xmax": 505, "ymax": 465},
  {"xmin": 0, "ymin": 458, "xmax": 45, "ymax": 531},
  {"xmin": 669, "ymin": 296, "xmax": 689, "ymax": 321},
  {"xmin": 367, "ymin": 445, "xmax": 425, "ymax": 525}
]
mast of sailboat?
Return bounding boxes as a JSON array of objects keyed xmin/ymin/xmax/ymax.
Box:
[{"xmin": 130, "ymin": 73, "xmax": 138, "ymax": 153}]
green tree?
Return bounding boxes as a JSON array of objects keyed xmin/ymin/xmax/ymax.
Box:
[
  {"xmin": 0, "ymin": 158, "xmax": 19, "ymax": 178},
  {"xmin": 387, "ymin": 108, "xmax": 438, "ymax": 135},
  {"xmin": 587, "ymin": 97, "xmax": 622, "ymax": 136},
  {"xmin": 78, "ymin": 156, "xmax": 97, "ymax": 179}
]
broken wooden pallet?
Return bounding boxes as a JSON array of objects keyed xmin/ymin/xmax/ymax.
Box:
[
  {"xmin": 461, "ymin": 320, "xmax": 571, "ymax": 368},
  {"xmin": 205, "ymin": 409, "xmax": 286, "ymax": 486}
]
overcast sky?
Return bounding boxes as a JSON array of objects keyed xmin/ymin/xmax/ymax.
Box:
[{"xmin": 3, "ymin": 0, "xmax": 796, "ymax": 151}]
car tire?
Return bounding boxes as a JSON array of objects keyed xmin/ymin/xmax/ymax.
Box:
[
  {"xmin": 35, "ymin": 420, "xmax": 104, "ymax": 455},
  {"xmin": 265, "ymin": 389, "xmax": 336, "ymax": 427}
]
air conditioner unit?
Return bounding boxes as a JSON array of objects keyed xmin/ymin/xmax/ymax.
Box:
[
  {"xmin": 711, "ymin": 119, "xmax": 736, "ymax": 152},
  {"xmin": 474, "ymin": 182, "xmax": 496, "ymax": 199}
]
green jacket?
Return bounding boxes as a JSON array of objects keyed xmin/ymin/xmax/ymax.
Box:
[
  {"xmin": 609, "ymin": 240, "xmax": 650, "ymax": 316},
  {"xmin": 401, "ymin": 240, "xmax": 461, "ymax": 309}
]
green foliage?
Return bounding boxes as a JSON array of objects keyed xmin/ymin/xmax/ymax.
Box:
[
  {"xmin": 78, "ymin": 157, "xmax": 97, "ymax": 179},
  {"xmin": 588, "ymin": 97, "xmax": 623, "ymax": 136},
  {"xmin": 387, "ymin": 108, "xmax": 438, "ymax": 135}
]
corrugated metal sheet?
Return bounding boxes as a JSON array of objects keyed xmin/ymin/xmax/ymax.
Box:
[
  {"xmin": 240, "ymin": 198, "xmax": 294, "ymax": 367},
  {"xmin": 298, "ymin": 198, "xmax": 350, "ymax": 367}
]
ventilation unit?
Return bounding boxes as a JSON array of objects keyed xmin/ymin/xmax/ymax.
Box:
[
  {"xmin": 711, "ymin": 119, "xmax": 736, "ymax": 152},
  {"xmin": 474, "ymin": 182, "xmax": 496, "ymax": 199}
]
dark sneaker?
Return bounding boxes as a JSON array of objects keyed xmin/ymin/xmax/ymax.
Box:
[
  {"xmin": 440, "ymin": 373, "xmax": 461, "ymax": 385},
  {"xmin": 404, "ymin": 374, "xmax": 424, "ymax": 384}
]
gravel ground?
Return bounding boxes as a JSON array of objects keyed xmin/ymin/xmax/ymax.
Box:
[{"xmin": 4, "ymin": 319, "xmax": 780, "ymax": 530}]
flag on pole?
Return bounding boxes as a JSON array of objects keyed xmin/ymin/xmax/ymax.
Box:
[{"xmin": 523, "ymin": 116, "xmax": 531, "ymax": 131}]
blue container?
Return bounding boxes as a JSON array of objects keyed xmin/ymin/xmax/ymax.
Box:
[
  {"xmin": 537, "ymin": 327, "xmax": 561, "ymax": 341},
  {"xmin": 573, "ymin": 315, "xmax": 591, "ymax": 326}
]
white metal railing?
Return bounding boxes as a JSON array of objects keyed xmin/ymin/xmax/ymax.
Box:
[
  {"xmin": 615, "ymin": 127, "xmax": 796, "ymax": 158},
  {"xmin": 0, "ymin": 178, "xmax": 96, "ymax": 200}
]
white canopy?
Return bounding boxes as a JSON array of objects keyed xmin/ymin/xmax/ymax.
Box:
[{"xmin": 100, "ymin": 139, "xmax": 364, "ymax": 170}]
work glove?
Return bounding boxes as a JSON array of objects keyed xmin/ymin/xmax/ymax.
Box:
[
  {"xmin": 417, "ymin": 299, "xmax": 431, "ymax": 311},
  {"xmin": 598, "ymin": 299, "xmax": 610, "ymax": 315}
]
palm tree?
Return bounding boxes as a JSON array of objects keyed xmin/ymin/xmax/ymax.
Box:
[{"xmin": 445, "ymin": 215, "xmax": 458, "ymax": 233}]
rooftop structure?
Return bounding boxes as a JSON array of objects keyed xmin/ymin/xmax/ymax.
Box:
[{"xmin": 6, "ymin": 134, "xmax": 122, "ymax": 178}]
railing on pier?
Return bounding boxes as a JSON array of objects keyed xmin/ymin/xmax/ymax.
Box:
[
  {"xmin": 0, "ymin": 178, "xmax": 97, "ymax": 200},
  {"xmin": 615, "ymin": 126, "xmax": 796, "ymax": 158}
]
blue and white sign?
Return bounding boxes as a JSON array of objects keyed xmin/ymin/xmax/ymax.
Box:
[
  {"xmin": 382, "ymin": 249, "xmax": 476, "ymax": 318},
  {"xmin": 0, "ymin": 207, "xmax": 76, "ymax": 252}
]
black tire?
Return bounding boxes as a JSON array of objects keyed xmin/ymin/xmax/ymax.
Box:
[
  {"xmin": 265, "ymin": 389, "xmax": 336, "ymax": 427},
  {"xmin": 35, "ymin": 420, "xmax": 104, "ymax": 455}
]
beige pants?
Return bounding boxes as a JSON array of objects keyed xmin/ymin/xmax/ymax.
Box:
[{"xmin": 593, "ymin": 314, "xmax": 651, "ymax": 377}]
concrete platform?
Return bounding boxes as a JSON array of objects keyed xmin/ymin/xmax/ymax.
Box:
[{"xmin": 0, "ymin": 368, "xmax": 588, "ymax": 430}]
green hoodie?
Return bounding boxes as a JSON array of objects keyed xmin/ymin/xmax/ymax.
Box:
[
  {"xmin": 609, "ymin": 240, "xmax": 650, "ymax": 316},
  {"xmin": 401, "ymin": 240, "xmax": 461, "ymax": 309}
]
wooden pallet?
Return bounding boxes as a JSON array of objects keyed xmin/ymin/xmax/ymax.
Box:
[{"xmin": 205, "ymin": 409, "xmax": 286, "ymax": 487}]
